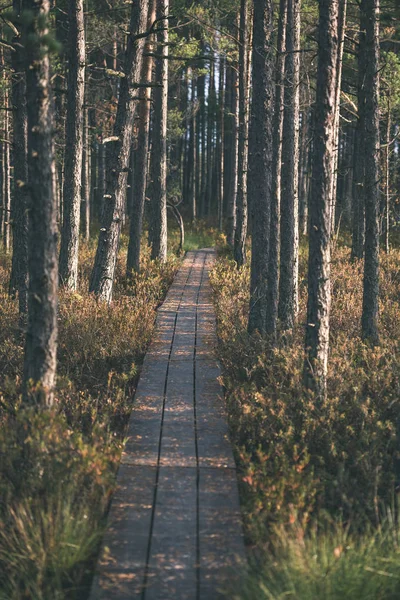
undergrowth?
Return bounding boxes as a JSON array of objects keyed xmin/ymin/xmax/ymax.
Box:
[
  {"xmin": 210, "ymin": 243, "xmax": 400, "ymax": 599},
  {"xmin": 0, "ymin": 239, "xmax": 178, "ymax": 599}
]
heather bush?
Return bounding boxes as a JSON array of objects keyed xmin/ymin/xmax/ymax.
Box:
[
  {"xmin": 0, "ymin": 238, "xmax": 178, "ymax": 599},
  {"xmin": 211, "ymin": 244, "xmax": 400, "ymax": 596}
]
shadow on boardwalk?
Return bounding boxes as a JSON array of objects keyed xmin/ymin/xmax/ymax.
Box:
[{"xmin": 90, "ymin": 249, "xmax": 246, "ymax": 599}]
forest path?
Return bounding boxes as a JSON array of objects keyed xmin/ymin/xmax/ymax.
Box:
[{"xmin": 90, "ymin": 249, "xmax": 246, "ymax": 600}]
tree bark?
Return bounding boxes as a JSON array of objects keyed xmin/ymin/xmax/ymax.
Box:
[
  {"xmin": 149, "ymin": 0, "xmax": 169, "ymax": 262},
  {"xmin": 303, "ymin": 0, "xmax": 340, "ymax": 398},
  {"xmin": 59, "ymin": 0, "xmax": 85, "ymax": 290},
  {"xmin": 3, "ymin": 86, "xmax": 11, "ymax": 254},
  {"xmin": 361, "ymin": 0, "xmax": 380, "ymax": 344},
  {"xmin": 248, "ymin": 0, "xmax": 273, "ymax": 335},
  {"xmin": 22, "ymin": 0, "xmax": 58, "ymax": 407},
  {"xmin": 81, "ymin": 105, "xmax": 90, "ymax": 241},
  {"xmin": 278, "ymin": 0, "xmax": 301, "ymax": 329},
  {"xmin": 225, "ymin": 61, "xmax": 239, "ymax": 247},
  {"xmin": 351, "ymin": 9, "xmax": 367, "ymax": 260},
  {"xmin": 89, "ymin": 0, "xmax": 148, "ymax": 300},
  {"xmin": 330, "ymin": 0, "xmax": 347, "ymax": 235},
  {"xmin": 9, "ymin": 0, "xmax": 29, "ymax": 317},
  {"xmin": 234, "ymin": 0, "xmax": 251, "ymax": 267},
  {"xmin": 126, "ymin": 0, "xmax": 156, "ymax": 276},
  {"xmin": 265, "ymin": 0, "xmax": 288, "ymax": 337}
]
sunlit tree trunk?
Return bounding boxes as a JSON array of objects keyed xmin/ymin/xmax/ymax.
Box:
[
  {"xmin": 278, "ymin": 0, "xmax": 301, "ymax": 329},
  {"xmin": 304, "ymin": 0, "xmax": 339, "ymax": 398},
  {"xmin": 234, "ymin": 0, "xmax": 251, "ymax": 266},
  {"xmin": 127, "ymin": 0, "xmax": 156, "ymax": 276},
  {"xmin": 149, "ymin": 0, "xmax": 169, "ymax": 262},
  {"xmin": 361, "ymin": 0, "xmax": 380, "ymax": 344},
  {"xmin": 59, "ymin": 0, "xmax": 85, "ymax": 290},
  {"xmin": 265, "ymin": 0, "xmax": 288, "ymax": 337},
  {"xmin": 90, "ymin": 0, "xmax": 148, "ymax": 300}
]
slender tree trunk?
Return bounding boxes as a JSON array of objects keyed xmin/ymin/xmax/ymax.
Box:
[
  {"xmin": 218, "ymin": 55, "xmax": 225, "ymax": 231},
  {"xmin": 266, "ymin": 0, "xmax": 288, "ymax": 338},
  {"xmin": 330, "ymin": 0, "xmax": 347, "ymax": 234},
  {"xmin": 59, "ymin": 0, "xmax": 85, "ymax": 290},
  {"xmin": 226, "ymin": 62, "xmax": 239, "ymax": 246},
  {"xmin": 278, "ymin": 0, "xmax": 301, "ymax": 330},
  {"xmin": 351, "ymin": 10, "xmax": 367, "ymax": 260},
  {"xmin": 265, "ymin": 0, "xmax": 288, "ymax": 337},
  {"xmin": 248, "ymin": 0, "xmax": 273, "ymax": 335},
  {"xmin": 189, "ymin": 74, "xmax": 197, "ymax": 224},
  {"xmin": 383, "ymin": 108, "xmax": 390, "ymax": 253},
  {"xmin": 149, "ymin": 0, "xmax": 169, "ymax": 262},
  {"xmin": 234, "ymin": 0, "xmax": 251, "ymax": 266},
  {"xmin": 361, "ymin": 0, "xmax": 380, "ymax": 344},
  {"xmin": 205, "ymin": 58, "xmax": 215, "ymax": 218},
  {"xmin": 9, "ymin": 0, "xmax": 29, "ymax": 316},
  {"xmin": 127, "ymin": 0, "xmax": 156, "ymax": 276},
  {"xmin": 81, "ymin": 105, "xmax": 90, "ymax": 241},
  {"xmin": 22, "ymin": 0, "xmax": 58, "ymax": 406},
  {"xmin": 3, "ymin": 86, "xmax": 11, "ymax": 254},
  {"xmin": 303, "ymin": 0, "xmax": 339, "ymax": 398},
  {"xmin": 90, "ymin": 0, "xmax": 148, "ymax": 300},
  {"xmin": 198, "ymin": 70, "xmax": 206, "ymax": 218}
]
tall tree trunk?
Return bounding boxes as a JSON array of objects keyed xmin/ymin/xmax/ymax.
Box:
[
  {"xmin": 205, "ymin": 58, "xmax": 215, "ymax": 218},
  {"xmin": 225, "ymin": 61, "xmax": 239, "ymax": 247},
  {"xmin": 59, "ymin": 0, "xmax": 85, "ymax": 290},
  {"xmin": 22, "ymin": 0, "xmax": 58, "ymax": 406},
  {"xmin": 81, "ymin": 105, "xmax": 90, "ymax": 241},
  {"xmin": 248, "ymin": 0, "xmax": 273, "ymax": 335},
  {"xmin": 265, "ymin": 0, "xmax": 288, "ymax": 337},
  {"xmin": 189, "ymin": 74, "xmax": 197, "ymax": 224},
  {"xmin": 234, "ymin": 0, "xmax": 251, "ymax": 266},
  {"xmin": 89, "ymin": 0, "xmax": 148, "ymax": 300},
  {"xmin": 217, "ymin": 55, "xmax": 225, "ymax": 231},
  {"xmin": 303, "ymin": 0, "xmax": 340, "ymax": 398},
  {"xmin": 3, "ymin": 86, "xmax": 11, "ymax": 254},
  {"xmin": 361, "ymin": 0, "xmax": 380, "ymax": 344},
  {"xmin": 126, "ymin": 0, "xmax": 156, "ymax": 276},
  {"xmin": 351, "ymin": 10, "xmax": 367, "ymax": 260},
  {"xmin": 278, "ymin": 0, "xmax": 301, "ymax": 330},
  {"xmin": 149, "ymin": 0, "xmax": 169, "ymax": 262},
  {"xmin": 383, "ymin": 106, "xmax": 390, "ymax": 253},
  {"xmin": 9, "ymin": 0, "xmax": 29, "ymax": 316},
  {"xmin": 330, "ymin": 0, "xmax": 347, "ymax": 234},
  {"xmin": 198, "ymin": 69, "xmax": 206, "ymax": 218}
]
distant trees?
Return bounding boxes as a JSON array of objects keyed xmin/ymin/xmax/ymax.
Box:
[{"xmin": 0, "ymin": 0, "xmax": 394, "ymax": 405}]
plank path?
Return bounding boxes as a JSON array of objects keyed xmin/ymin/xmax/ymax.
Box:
[{"xmin": 90, "ymin": 249, "xmax": 246, "ymax": 600}]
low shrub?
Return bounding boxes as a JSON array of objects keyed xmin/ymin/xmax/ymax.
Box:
[
  {"xmin": 210, "ymin": 245, "xmax": 400, "ymax": 597},
  {"xmin": 0, "ymin": 238, "xmax": 178, "ymax": 599}
]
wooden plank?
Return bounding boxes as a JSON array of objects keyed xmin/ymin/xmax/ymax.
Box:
[
  {"xmin": 90, "ymin": 465, "xmax": 157, "ymax": 599},
  {"xmin": 198, "ymin": 468, "xmax": 246, "ymax": 600},
  {"xmin": 145, "ymin": 467, "xmax": 197, "ymax": 600}
]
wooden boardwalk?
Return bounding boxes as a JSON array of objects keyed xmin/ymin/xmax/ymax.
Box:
[{"xmin": 90, "ymin": 249, "xmax": 246, "ymax": 600}]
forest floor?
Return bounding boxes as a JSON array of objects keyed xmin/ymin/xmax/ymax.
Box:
[
  {"xmin": 211, "ymin": 237, "xmax": 400, "ymax": 599},
  {"xmin": 2, "ymin": 226, "xmax": 400, "ymax": 599},
  {"xmin": 0, "ymin": 224, "xmax": 219, "ymax": 599}
]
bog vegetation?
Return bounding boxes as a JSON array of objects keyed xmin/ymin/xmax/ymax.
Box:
[{"xmin": 0, "ymin": 0, "xmax": 399, "ymax": 598}]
